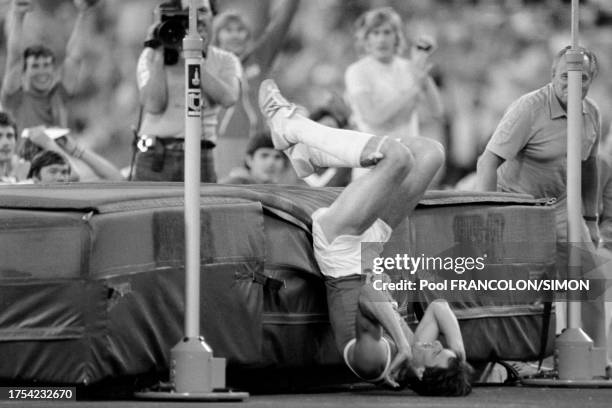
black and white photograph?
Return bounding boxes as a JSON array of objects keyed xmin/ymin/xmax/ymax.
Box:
[{"xmin": 0, "ymin": 0, "xmax": 612, "ymax": 406}]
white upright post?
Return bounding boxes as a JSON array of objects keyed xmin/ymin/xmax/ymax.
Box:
[
  {"xmin": 161, "ymin": 1, "xmax": 246, "ymax": 400},
  {"xmin": 183, "ymin": 0, "xmax": 203, "ymax": 344},
  {"xmin": 555, "ymin": 0, "xmax": 596, "ymax": 381},
  {"xmin": 523, "ymin": 0, "xmax": 612, "ymax": 386}
]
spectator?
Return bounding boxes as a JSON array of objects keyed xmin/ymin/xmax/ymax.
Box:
[
  {"xmin": 344, "ymin": 7, "xmax": 443, "ymax": 143},
  {"xmin": 220, "ymin": 131, "xmax": 284, "ymax": 184},
  {"xmin": 134, "ymin": 0, "xmax": 241, "ymax": 182},
  {"xmin": 598, "ymin": 146, "xmax": 612, "ymax": 252},
  {"xmin": 597, "ymin": 145, "xmax": 612, "ymax": 369},
  {"xmin": 1, "ymin": 0, "xmax": 97, "ymax": 130},
  {"xmin": 20, "ymin": 126, "xmax": 123, "ymax": 181},
  {"xmin": 214, "ymin": 0, "xmax": 300, "ymax": 138},
  {"xmin": 475, "ymin": 45, "xmax": 606, "ymax": 349},
  {"xmin": 302, "ymin": 106, "xmax": 352, "ymax": 188},
  {"xmin": 0, "ymin": 111, "xmax": 28, "ymax": 183},
  {"xmin": 27, "ymin": 150, "xmax": 71, "ymax": 183},
  {"xmin": 213, "ymin": 1, "xmax": 300, "ymax": 179}
]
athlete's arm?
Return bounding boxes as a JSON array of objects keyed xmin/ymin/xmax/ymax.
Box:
[
  {"xmin": 352, "ymin": 282, "xmax": 413, "ymax": 386},
  {"xmin": 414, "ymin": 300, "xmax": 466, "ymax": 360}
]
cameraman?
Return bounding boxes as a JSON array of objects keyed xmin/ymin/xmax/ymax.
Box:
[{"xmin": 134, "ymin": 0, "xmax": 241, "ymax": 182}]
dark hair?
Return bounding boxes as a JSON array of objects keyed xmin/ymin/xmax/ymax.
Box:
[
  {"xmin": 246, "ymin": 131, "xmax": 276, "ymax": 156},
  {"xmin": 209, "ymin": 0, "xmax": 218, "ymax": 16},
  {"xmin": 172, "ymin": 0, "xmax": 218, "ymax": 16},
  {"xmin": 309, "ymin": 107, "xmax": 348, "ymax": 129},
  {"xmin": 411, "ymin": 357, "xmax": 474, "ymax": 397},
  {"xmin": 552, "ymin": 45, "xmax": 599, "ymax": 78},
  {"xmin": 17, "ymin": 138, "xmax": 43, "ymax": 162},
  {"xmin": 27, "ymin": 150, "xmax": 68, "ymax": 180},
  {"xmin": 23, "ymin": 45, "xmax": 56, "ymax": 71},
  {"xmin": 0, "ymin": 111, "xmax": 18, "ymax": 137}
]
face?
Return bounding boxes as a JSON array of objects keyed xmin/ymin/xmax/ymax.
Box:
[
  {"xmin": 23, "ymin": 56, "xmax": 56, "ymax": 93},
  {"xmin": 412, "ymin": 340, "xmax": 457, "ymax": 377},
  {"xmin": 0, "ymin": 125, "xmax": 16, "ymax": 163},
  {"xmin": 365, "ymin": 22, "xmax": 398, "ymax": 62},
  {"xmin": 183, "ymin": 0, "xmax": 214, "ymax": 47},
  {"xmin": 217, "ymin": 19, "xmax": 249, "ymax": 56},
  {"xmin": 552, "ymin": 54, "xmax": 594, "ymax": 108},
  {"xmin": 246, "ymin": 148, "xmax": 284, "ymax": 184},
  {"xmin": 36, "ymin": 163, "xmax": 71, "ymax": 183}
]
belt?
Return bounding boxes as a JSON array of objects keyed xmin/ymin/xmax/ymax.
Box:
[{"xmin": 138, "ymin": 136, "xmax": 215, "ymax": 152}]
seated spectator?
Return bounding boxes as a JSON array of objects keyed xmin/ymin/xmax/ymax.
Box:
[
  {"xmin": 0, "ymin": 111, "xmax": 25, "ymax": 183},
  {"xmin": 27, "ymin": 150, "xmax": 71, "ymax": 183},
  {"xmin": 18, "ymin": 127, "xmax": 123, "ymax": 181},
  {"xmin": 220, "ymin": 132, "xmax": 285, "ymax": 184},
  {"xmin": 302, "ymin": 106, "xmax": 352, "ymax": 188}
]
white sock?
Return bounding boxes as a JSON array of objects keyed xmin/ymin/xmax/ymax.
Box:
[
  {"xmin": 283, "ymin": 116, "xmax": 374, "ymax": 168},
  {"xmin": 302, "ymin": 145, "xmax": 350, "ymax": 168}
]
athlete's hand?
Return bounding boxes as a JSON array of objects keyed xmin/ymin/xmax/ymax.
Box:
[{"xmin": 384, "ymin": 346, "xmax": 412, "ymax": 388}]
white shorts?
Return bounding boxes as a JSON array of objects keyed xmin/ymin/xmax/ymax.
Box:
[
  {"xmin": 343, "ymin": 337, "xmax": 392, "ymax": 383},
  {"xmin": 312, "ymin": 207, "xmax": 392, "ymax": 278}
]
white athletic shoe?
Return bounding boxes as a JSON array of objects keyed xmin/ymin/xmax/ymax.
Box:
[
  {"xmin": 259, "ymin": 79, "xmax": 297, "ymax": 150},
  {"xmin": 285, "ymin": 144, "xmax": 316, "ymax": 178}
]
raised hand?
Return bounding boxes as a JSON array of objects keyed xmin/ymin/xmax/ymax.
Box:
[
  {"xmin": 412, "ymin": 34, "xmax": 437, "ymax": 56},
  {"xmin": 12, "ymin": 0, "xmax": 33, "ymax": 16},
  {"xmin": 25, "ymin": 127, "xmax": 57, "ymax": 151},
  {"xmin": 73, "ymin": 0, "xmax": 99, "ymax": 12}
]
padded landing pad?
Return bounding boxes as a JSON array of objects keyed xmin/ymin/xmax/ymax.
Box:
[{"xmin": 0, "ymin": 183, "xmax": 557, "ymax": 388}]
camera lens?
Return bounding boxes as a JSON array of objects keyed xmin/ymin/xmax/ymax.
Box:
[{"xmin": 157, "ymin": 20, "xmax": 185, "ymax": 48}]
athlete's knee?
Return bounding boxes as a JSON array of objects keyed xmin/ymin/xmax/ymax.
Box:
[
  {"xmin": 410, "ymin": 137, "xmax": 445, "ymax": 170},
  {"xmin": 422, "ymin": 138, "xmax": 445, "ymax": 162},
  {"xmin": 380, "ymin": 139, "xmax": 414, "ymax": 177}
]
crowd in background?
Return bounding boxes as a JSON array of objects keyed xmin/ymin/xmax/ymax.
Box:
[
  {"xmin": 0, "ymin": 0, "xmax": 611, "ymax": 380},
  {"xmin": 1, "ymin": 0, "xmax": 612, "ymax": 186}
]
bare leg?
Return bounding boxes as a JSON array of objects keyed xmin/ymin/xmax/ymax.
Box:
[
  {"xmin": 259, "ymin": 79, "xmax": 443, "ymax": 241},
  {"xmin": 379, "ymin": 136, "xmax": 445, "ymax": 229},
  {"xmin": 317, "ymin": 136, "xmax": 444, "ymax": 242},
  {"xmin": 315, "ymin": 137, "xmax": 414, "ymax": 242}
]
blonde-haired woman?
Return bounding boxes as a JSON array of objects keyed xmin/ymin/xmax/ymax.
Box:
[{"xmin": 345, "ymin": 7, "xmax": 443, "ymax": 147}]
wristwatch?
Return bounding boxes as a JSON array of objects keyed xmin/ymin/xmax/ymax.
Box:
[{"xmin": 583, "ymin": 215, "xmax": 598, "ymax": 222}]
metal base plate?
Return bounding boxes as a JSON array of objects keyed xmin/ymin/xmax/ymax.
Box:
[
  {"xmin": 134, "ymin": 390, "xmax": 249, "ymax": 401},
  {"xmin": 521, "ymin": 378, "xmax": 612, "ymax": 388}
]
